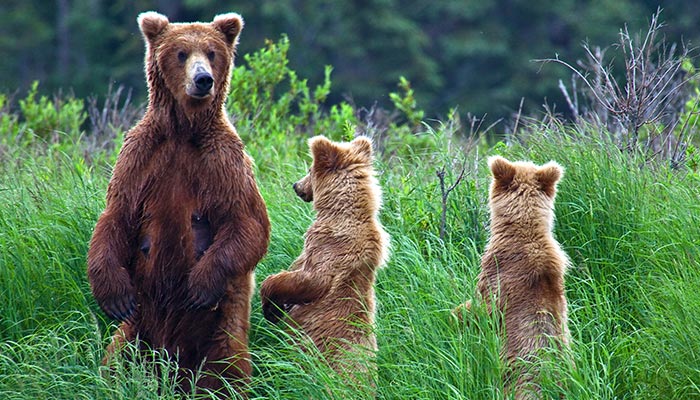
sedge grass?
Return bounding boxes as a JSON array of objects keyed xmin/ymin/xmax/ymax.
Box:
[{"xmin": 0, "ymin": 123, "xmax": 698, "ymax": 399}]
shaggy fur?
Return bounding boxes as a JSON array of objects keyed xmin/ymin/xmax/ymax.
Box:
[
  {"xmin": 260, "ymin": 136, "xmax": 390, "ymax": 381},
  {"xmin": 86, "ymin": 11, "xmax": 270, "ymax": 396},
  {"xmin": 456, "ymin": 156, "xmax": 570, "ymax": 399}
]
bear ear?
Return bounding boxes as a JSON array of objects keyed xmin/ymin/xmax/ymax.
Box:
[
  {"xmin": 351, "ymin": 136, "xmax": 373, "ymax": 160},
  {"xmin": 488, "ymin": 156, "xmax": 516, "ymax": 186},
  {"xmin": 536, "ymin": 161, "xmax": 563, "ymax": 197},
  {"xmin": 309, "ymin": 135, "xmax": 340, "ymax": 172},
  {"xmin": 138, "ymin": 11, "xmax": 169, "ymax": 43},
  {"xmin": 212, "ymin": 13, "xmax": 244, "ymax": 47}
]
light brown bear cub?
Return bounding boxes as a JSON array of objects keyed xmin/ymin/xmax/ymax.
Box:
[
  {"xmin": 456, "ymin": 156, "xmax": 570, "ymax": 399},
  {"xmin": 260, "ymin": 135, "xmax": 390, "ymax": 380}
]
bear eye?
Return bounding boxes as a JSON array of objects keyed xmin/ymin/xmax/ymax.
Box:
[
  {"xmin": 207, "ymin": 51, "xmax": 215, "ymax": 62},
  {"xmin": 177, "ymin": 51, "xmax": 187, "ymax": 63}
]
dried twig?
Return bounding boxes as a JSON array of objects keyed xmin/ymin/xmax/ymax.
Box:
[
  {"xmin": 536, "ymin": 9, "xmax": 698, "ymax": 165},
  {"xmin": 86, "ymin": 83, "xmax": 143, "ymax": 154},
  {"xmin": 436, "ymin": 158, "xmax": 466, "ymax": 241},
  {"xmin": 512, "ymin": 97, "xmax": 525, "ymax": 136},
  {"xmin": 558, "ymin": 79, "xmax": 579, "ymax": 122}
]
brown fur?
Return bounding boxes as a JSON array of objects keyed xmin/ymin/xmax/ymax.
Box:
[
  {"xmin": 456, "ymin": 156, "xmax": 570, "ymax": 399},
  {"xmin": 260, "ymin": 136, "xmax": 390, "ymax": 382},
  {"xmin": 86, "ymin": 11, "xmax": 270, "ymax": 396}
]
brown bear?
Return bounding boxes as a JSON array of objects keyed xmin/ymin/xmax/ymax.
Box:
[
  {"xmin": 86, "ymin": 11, "xmax": 270, "ymax": 396},
  {"xmin": 260, "ymin": 135, "xmax": 390, "ymax": 384},
  {"xmin": 455, "ymin": 156, "xmax": 570, "ymax": 399}
]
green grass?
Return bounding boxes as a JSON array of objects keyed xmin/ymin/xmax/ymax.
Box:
[{"xmin": 1, "ymin": 113, "xmax": 699, "ymax": 399}]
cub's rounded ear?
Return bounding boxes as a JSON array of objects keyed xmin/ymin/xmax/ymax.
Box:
[
  {"xmin": 488, "ymin": 156, "xmax": 516, "ymax": 186},
  {"xmin": 352, "ymin": 136, "xmax": 373, "ymax": 160},
  {"xmin": 212, "ymin": 13, "xmax": 244, "ymax": 47},
  {"xmin": 309, "ymin": 135, "xmax": 339, "ymax": 171},
  {"xmin": 138, "ymin": 12, "xmax": 169, "ymax": 43},
  {"xmin": 536, "ymin": 161, "xmax": 563, "ymax": 197}
]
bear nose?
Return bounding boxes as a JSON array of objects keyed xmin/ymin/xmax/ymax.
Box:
[
  {"xmin": 292, "ymin": 182, "xmax": 297, "ymax": 191},
  {"xmin": 194, "ymin": 72, "xmax": 213, "ymax": 92}
]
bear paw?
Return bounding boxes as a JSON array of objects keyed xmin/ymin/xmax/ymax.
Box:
[
  {"xmin": 261, "ymin": 298, "xmax": 286, "ymax": 324},
  {"xmin": 187, "ymin": 272, "xmax": 225, "ymax": 309},
  {"xmin": 451, "ymin": 300, "xmax": 473, "ymax": 324},
  {"xmin": 97, "ymin": 285, "xmax": 136, "ymax": 322}
]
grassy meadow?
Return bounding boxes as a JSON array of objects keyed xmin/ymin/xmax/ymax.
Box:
[{"xmin": 1, "ymin": 39, "xmax": 700, "ymax": 399}]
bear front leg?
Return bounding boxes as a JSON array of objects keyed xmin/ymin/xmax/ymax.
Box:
[
  {"xmin": 188, "ymin": 209, "xmax": 270, "ymax": 309},
  {"xmin": 259, "ymin": 270, "xmax": 330, "ymax": 323},
  {"xmin": 87, "ymin": 207, "xmax": 137, "ymax": 321}
]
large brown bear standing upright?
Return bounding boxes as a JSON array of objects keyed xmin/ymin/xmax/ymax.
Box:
[
  {"xmin": 456, "ymin": 156, "xmax": 571, "ymax": 400},
  {"xmin": 260, "ymin": 136, "xmax": 390, "ymax": 385},
  {"xmin": 87, "ymin": 11, "xmax": 270, "ymax": 396}
]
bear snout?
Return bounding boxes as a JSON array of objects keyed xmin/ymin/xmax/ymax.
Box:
[
  {"xmin": 293, "ymin": 181, "xmax": 313, "ymax": 202},
  {"xmin": 194, "ymin": 71, "xmax": 213, "ymax": 93},
  {"xmin": 186, "ymin": 58, "xmax": 214, "ymax": 98}
]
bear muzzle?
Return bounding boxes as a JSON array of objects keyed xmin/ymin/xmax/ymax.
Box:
[
  {"xmin": 194, "ymin": 71, "xmax": 213, "ymax": 93},
  {"xmin": 292, "ymin": 180, "xmax": 313, "ymax": 202},
  {"xmin": 186, "ymin": 58, "xmax": 214, "ymax": 99}
]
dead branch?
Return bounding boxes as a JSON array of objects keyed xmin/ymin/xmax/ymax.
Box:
[{"xmin": 437, "ymin": 158, "xmax": 467, "ymax": 241}]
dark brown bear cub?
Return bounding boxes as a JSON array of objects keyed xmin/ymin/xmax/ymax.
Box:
[{"xmin": 87, "ymin": 11, "xmax": 270, "ymax": 397}]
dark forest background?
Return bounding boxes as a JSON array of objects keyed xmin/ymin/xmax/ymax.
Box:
[{"xmin": 1, "ymin": 0, "xmax": 698, "ymax": 122}]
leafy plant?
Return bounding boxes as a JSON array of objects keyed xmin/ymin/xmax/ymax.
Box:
[
  {"xmin": 389, "ymin": 76, "xmax": 425, "ymax": 130},
  {"xmin": 227, "ymin": 36, "xmax": 355, "ymax": 144},
  {"xmin": 0, "ymin": 93, "xmax": 19, "ymax": 144},
  {"xmin": 18, "ymin": 81, "xmax": 86, "ymax": 144}
]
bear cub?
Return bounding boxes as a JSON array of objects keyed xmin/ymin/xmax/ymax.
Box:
[
  {"xmin": 260, "ymin": 135, "xmax": 390, "ymax": 381},
  {"xmin": 456, "ymin": 156, "xmax": 571, "ymax": 399}
]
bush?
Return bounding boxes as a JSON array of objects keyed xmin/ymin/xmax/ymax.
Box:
[
  {"xmin": 227, "ymin": 36, "xmax": 356, "ymax": 152},
  {"xmin": 17, "ymin": 81, "xmax": 86, "ymax": 144},
  {"xmin": 547, "ymin": 11, "xmax": 698, "ymax": 167}
]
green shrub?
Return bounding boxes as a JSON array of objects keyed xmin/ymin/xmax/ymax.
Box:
[
  {"xmin": 227, "ymin": 36, "xmax": 356, "ymax": 157},
  {"xmin": 17, "ymin": 81, "xmax": 87, "ymax": 144},
  {"xmin": 0, "ymin": 93, "xmax": 20, "ymax": 142},
  {"xmin": 389, "ymin": 76, "xmax": 425, "ymax": 130}
]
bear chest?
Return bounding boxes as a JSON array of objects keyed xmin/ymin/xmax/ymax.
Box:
[
  {"xmin": 138, "ymin": 141, "xmax": 230, "ymax": 210},
  {"xmin": 133, "ymin": 142, "xmax": 229, "ymax": 276}
]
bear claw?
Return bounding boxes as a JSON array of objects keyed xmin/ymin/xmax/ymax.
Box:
[
  {"xmin": 261, "ymin": 300, "xmax": 284, "ymax": 324},
  {"xmin": 101, "ymin": 293, "xmax": 135, "ymax": 322},
  {"xmin": 188, "ymin": 287, "xmax": 223, "ymax": 310}
]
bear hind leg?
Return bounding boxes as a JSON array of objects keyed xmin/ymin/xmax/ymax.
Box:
[
  {"xmin": 193, "ymin": 274, "xmax": 254, "ymax": 398},
  {"xmin": 102, "ymin": 320, "xmax": 137, "ymax": 366}
]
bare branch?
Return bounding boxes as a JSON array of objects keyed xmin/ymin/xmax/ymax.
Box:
[
  {"xmin": 558, "ymin": 79, "xmax": 579, "ymax": 121},
  {"xmin": 436, "ymin": 157, "xmax": 467, "ymax": 241},
  {"xmin": 536, "ymin": 9, "xmax": 699, "ymax": 164}
]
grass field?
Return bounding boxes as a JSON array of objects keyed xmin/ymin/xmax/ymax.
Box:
[
  {"xmin": 1, "ymin": 118, "xmax": 699, "ymax": 399},
  {"xmin": 1, "ymin": 40, "xmax": 699, "ymax": 399}
]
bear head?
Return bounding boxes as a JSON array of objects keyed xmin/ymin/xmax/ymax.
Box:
[
  {"xmin": 137, "ymin": 11, "xmax": 243, "ymax": 115},
  {"xmin": 293, "ymin": 135, "xmax": 379, "ymax": 212},
  {"xmin": 487, "ymin": 155, "xmax": 563, "ymax": 227}
]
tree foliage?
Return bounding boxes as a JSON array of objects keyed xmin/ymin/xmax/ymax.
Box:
[{"xmin": 1, "ymin": 0, "xmax": 697, "ymax": 122}]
